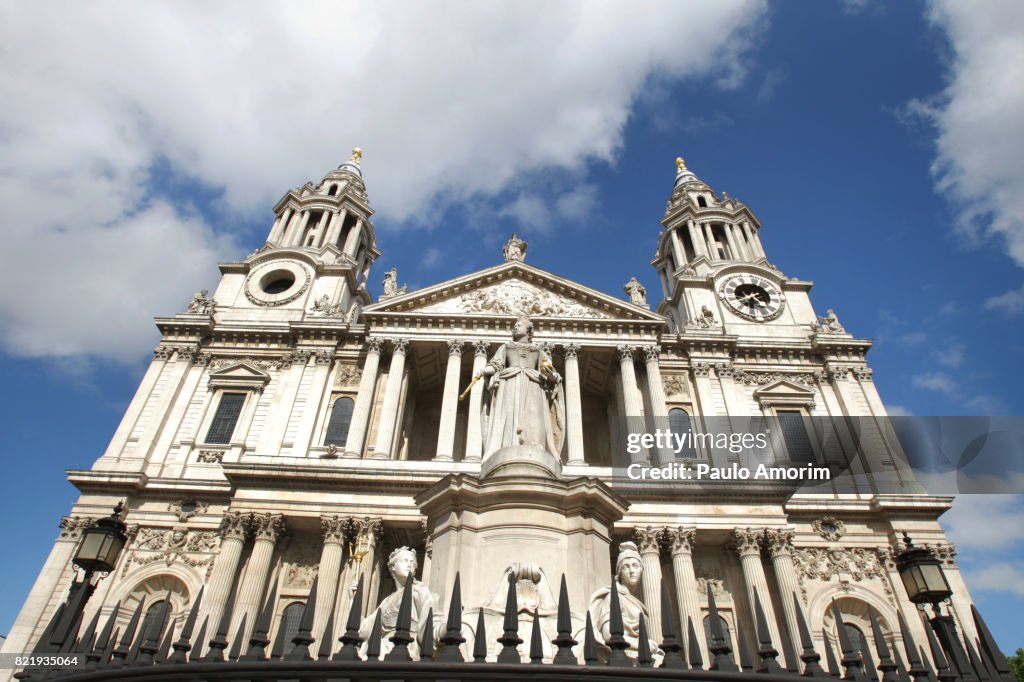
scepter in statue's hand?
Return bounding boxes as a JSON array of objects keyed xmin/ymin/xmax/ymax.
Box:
[{"xmin": 459, "ymin": 373, "xmax": 482, "ymax": 401}]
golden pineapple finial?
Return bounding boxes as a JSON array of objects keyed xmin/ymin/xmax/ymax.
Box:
[
  {"xmin": 351, "ymin": 147, "xmax": 363, "ymax": 164},
  {"xmin": 675, "ymin": 156, "xmax": 686, "ymax": 172}
]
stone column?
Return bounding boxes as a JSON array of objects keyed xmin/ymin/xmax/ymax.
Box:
[
  {"xmin": 463, "ymin": 341, "xmax": 489, "ymax": 462},
  {"xmin": 642, "ymin": 346, "xmax": 672, "ymax": 465},
  {"xmin": 670, "ymin": 229, "xmax": 687, "ymax": 268},
  {"xmin": 563, "ymin": 344, "xmax": 586, "ymax": 465},
  {"xmin": 667, "ymin": 527, "xmax": 705, "ymax": 658},
  {"xmin": 314, "ymin": 516, "xmax": 349, "ymax": 642},
  {"xmin": 435, "ymin": 340, "xmax": 463, "ymax": 461},
  {"xmin": 233, "ymin": 513, "xmax": 285, "ymax": 643},
  {"xmin": 372, "ymin": 339, "xmax": 409, "ymax": 459},
  {"xmin": 703, "ymin": 224, "xmax": 718, "ymax": 261},
  {"xmin": 345, "ymin": 338, "xmax": 383, "ymax": 458},
  {"xmin": 269, "ymin": 207, "xmax": 292, "ymax": 244},
  {"xmin": 731, "ymin": 528, "xmax": 787, "ymax": 668},
  {"xmin": 201, "ymin": 512, "xmax": 250, "ymax": 645},
  {"xmin": 312, "ymin": 209, "xmax": 331, "ymax": 246},
  {"xmin": 635, "ymin": 527, "xmax": 664, "ymax": 644},
  {"xmin": 288, "ymin": 210, "xmax": 311, "ymax": 246},
  {"xmin": 343, "ymin": 218, "xmax": 363, "ymax": 257},
  {"xmin": 280, "ymin": 209, "xmax": 302, "ymax": 245},
  {"xmin": 743, "ymin": 222, "xmax": 767, "ymax": 259},
  {"xmin": 687, "ymin": 220, "xmax": 708, "ymax": 259},
  {"xmin": 618, "ymin": 345, "xmax": 647, "ymax": 463},
  {"xmin": 723, "ymin": 223, "xmax": 741, "ymax": 260},
  {"xmin": 766, "ymin": 529, "xmax": 801, "ymax": 668}
]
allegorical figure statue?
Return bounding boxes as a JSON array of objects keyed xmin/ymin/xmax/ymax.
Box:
[
  {"xmin": 589, "ymin": 541, "xmax": 663, "ymax": 663},
  {"xmin": 187, "ymin": 289, "xmax": 215, "ymax": 314},
  {"xmin": 817, "ymin": 308, "xmax": 845, "ymax": 334},
  {"xmin": 359, "ymin": 547, "xmax": 436, "ymax": 659},
  {"xmin": 503, "ymin": 233, "xmax": 527, "ymax": 262},
  {"xmin": 624, "ymin": 277, "xmax": 647, "ymax": 306},
  {"xmin": 481, "ymin": 315, "xmax": 564, "ymax": 459},
  {"xmin": 381, "ymin": 267, "xmax": 407, "ymax": 298}
]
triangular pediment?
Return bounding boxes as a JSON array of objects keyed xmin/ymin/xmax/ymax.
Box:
[
  {"xmin": 752, "ymin": 379, "xmax": 816, "ymax": 401},
  {"xmin": 208, "ymin": 363, "xmax": 272, "ymax": 390},
  {"xmin": 364, "ymin": 262, "xmax": 664, "ymax": 323}
]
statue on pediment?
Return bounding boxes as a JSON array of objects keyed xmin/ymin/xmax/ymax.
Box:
[
  {"xmin": 480, "ymin": 315, "xmax": 564, "ymax": 459},
  {"xmin": 503, "ymin": 233, "xmax": 527, "ymax": 262},
  {"xmin": 624, "ymin": 277, "xmax": 647, "ymax": 306}
]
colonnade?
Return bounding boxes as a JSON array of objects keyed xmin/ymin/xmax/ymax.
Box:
[{"xmin": 342, "ymin": 338, "xmax": 671, "ymax": 463}]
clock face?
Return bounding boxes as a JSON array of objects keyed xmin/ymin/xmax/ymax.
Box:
[{"xmin": 718, "ymin": 273, "xmax": 785, "ymax": 322}]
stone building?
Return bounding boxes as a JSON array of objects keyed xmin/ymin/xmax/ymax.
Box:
[{"xmin": 2, "ymin": 151, "xmax": 978, "ymax": 669}]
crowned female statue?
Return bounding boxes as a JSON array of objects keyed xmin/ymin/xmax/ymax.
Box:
[
  {"xmin": 588, "ymin": 541, "xmax": 663, "ymax": 663},
  {"xmin": 480, "ymin": 315, "xmax": 565, "ymax": 459}
]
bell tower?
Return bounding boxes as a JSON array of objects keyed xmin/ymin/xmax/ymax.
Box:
[
  {"xmin": 653, "ymin": 157, "xmax": 822, "ymax": 337},
  {"xmin": 212, "ymin": 148, "xmax": 380, "ymax": 324}
]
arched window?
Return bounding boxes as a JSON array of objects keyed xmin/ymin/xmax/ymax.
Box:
[
  {"xmin": 697, "ymin": 195, "xmax": 708, "ymax": 208},
  {"xmin": 703, "ymin": 614, "xmax": 731, "ymax": 648},
  {"xmin": 324, "ymin": 396, "xmax": 355, "ymax": 446},
  {"xmin": 844, "ymin": 623, "xmax": 866, "ymax": 657},
  {"xmin": 277, "ymin": 601, "xmax": 305, "ymax": 656},
  {"xmin": 139, "ymin": 600, "xmax": 166, "ymax": 643},
  {"xmin": 669, "ymin": 408, "xmax": 697, "ymax": 459}
]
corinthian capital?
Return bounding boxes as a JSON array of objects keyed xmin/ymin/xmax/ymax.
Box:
[
  {"xmin": 634, "ymin": 526, "xmax": 664, "ymax": 555},
  {"xmin": 321, "ymin": 515, "xmax": 349, "ymax": 545},
  {"xmin": 642, "ymin": 345, "xmax": 661, "ymax": 363},
  {"xmin": 219, "ymin": 511, "xmax": 250, "ymax": 542},
  {"xmin": 667, "ymin": 527, "xmax": 697, "ymax": 555},
  {"xmin": 765, "ymin": 529, "xmax": 795, "ymax": 557},
  {"xmin": 728, "ymin": 527, "xmax": 764, "ymax": 558},
  {"xmin": 617, "ymin": 345, "xmax": 636, "ymax": 363},
  {"xmin": 250, "ymin": 512, "xmax": 286, "ymax": 544},
  {"xmin": 390, "ymin": 338, "xmax": 410, "ymax": 355},
  {"xmin": 562, "ymin": 343, "xmax": 580, "ymax": 360},
  {"xmin": 446, "ymin": 339, "xmax": 464, "ymax": 356}
]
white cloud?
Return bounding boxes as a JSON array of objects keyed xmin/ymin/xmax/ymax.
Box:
[
  {"xmin": 984, "ymin": 284, "xmax": 1024, "ymax": 316},
  {"xmin": 421, "ymin": 248, "xmax": 443, "ymax": 270},
  {"xmin": 960, "ymin": 562, "xmax": 1024, "ymax": 597},
  {"xmin": 0, "ymin": 1, "xmax": 768, "ymax": 362},
  {"xmin": 886, "ymin": 404, "xmax": 913, "ymax": 416},
  {"xmin": 941, "ymin": 495, "xmax": 1024, "ymax": 552},
  {"xmin": 912, "ymin": 371, "xmax": 959, "ymax": 395},
  {"xmin": 919, "ymin": 1, "xmax": 1024, "ymax": 266},
  {"xmin": 934, "ymin": 342, "xmax": 965, "ymax": 368}
]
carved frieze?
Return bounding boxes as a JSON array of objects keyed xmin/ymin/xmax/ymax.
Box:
[
  {"xmin": 334, "ymin": 364, "xmax": 361, "ymax": 387},
  {"xmin": 790, "ymin": 546, "xmax": 893, "ymax": 603},
  {"xmin": 736, "ymin": 371, "xmax": 817, "ymax": 388},
  {"xmin": 207, "ymin": 356, "xmax": 287, "ymax": 372},
  {"xmin": 697, "ymin": 572, "xmax": 731, "ymax": 602},
  {"xmin": 58, "ymin": 516, "xmax": 93, "ymax": 541},
  {"xmin": 663, "ymin": 375, "xmax": 690, "ymax": 397},
  {"xmin": 121, "ymin": 526, "xmax": 219, "ymax": 578},
  {"xmin": 168, "ymin": 499, "xmax": 209, "ymax": 522},
  {"xmin": 811, "ymin": 516, "xmax": 846, "ymax": 542},
  {"xmin": 197, "ymin": 450, "xmax": 224, "ymax": 463}
]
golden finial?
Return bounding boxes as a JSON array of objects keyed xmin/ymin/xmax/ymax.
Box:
[
  {"xmin": 351, "ymin": 147, "xmax": 363, "ymax": 165},
  {"xmin": 675, "ymin": 156, "xmax": 686, "ymax": 172}
]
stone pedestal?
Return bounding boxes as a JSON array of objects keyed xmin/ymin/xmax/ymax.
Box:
[{"xmin": 415, "ymin": 445, "xmax": 628, "ymax": 659}]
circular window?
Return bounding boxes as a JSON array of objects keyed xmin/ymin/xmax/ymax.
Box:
[
  {"xmin": 245, "ymin": 260, "xmax": 311, "ymax": 306},
  {"xmin": 261, "ymin": 271, "xmax": 296, "ymax": 294}
]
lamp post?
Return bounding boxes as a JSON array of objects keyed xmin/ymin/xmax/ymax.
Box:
[
  {"xmin": 41, "ymin": 503, "xmax": 128, "ymax": 652},
  {"xmin": 894, "ymin": 532, "xmax": 973, "ymax": 679}
]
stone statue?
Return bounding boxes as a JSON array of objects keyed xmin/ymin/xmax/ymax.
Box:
[
  {"xmin": 381, "ymin": 268, "xmax": 407, "ymax": 298},
  {"xmin": 588, "ymin": 541, "xmax": 662, "ymax": 663},
  {"xmin": 691, "ymin": 305, "xmax": 717, "ymax": 329},
  {"xmin": 481, "ymin": 315, "xmax": 564, "ymax": 459},
  {"xmin": 624, "ymin": 277, "xmax": 647, "ymax": 306},
  {"xmin": 187, "ymin": 289, "xmax": 215, "ymax": 314},
  {"xmin": 817, "ymin": 309, "xmax": 845, "ymax": 334},
  {"xmin": 310, "ymin": 294, "xmax": 342, "ymax": 316},
  {"xmin": 359, "ymin": 546, "xmax": 436, "ymax": 659},
  {"xmin": 503, "ymin": 233, "xmax": 527, "ymax": 262}
]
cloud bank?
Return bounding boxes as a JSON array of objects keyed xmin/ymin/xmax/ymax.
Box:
[{"xmin": 0, "ymin": 1, "xmax": 767, "ymax": 362}]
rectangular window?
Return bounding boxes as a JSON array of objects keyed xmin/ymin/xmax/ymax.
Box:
[
  {"xmin": 777, "ymin": 410, "xmax": 815, "ymax": 463},
  {"xmin": 205, "ymin": 392, "xmax": 246, "ymax": 444}
]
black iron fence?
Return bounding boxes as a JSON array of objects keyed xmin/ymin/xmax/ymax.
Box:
[{"xmin": 16, "ymin": 568, "xmax": 1016, "ymax": 682}]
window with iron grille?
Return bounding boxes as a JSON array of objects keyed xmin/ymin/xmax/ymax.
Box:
[
  {"xmin": 669, "ymin": 408, "xmax": 698, "ymax": 459},
  {"xmin": 324, "ymin": 396, "xmax": 355, "ymax": 446},
  {"xmin": 278, "ymin": 601, "xmax": 305, "ymax": 655},
  {"xmin": 205, "ymin": 392, "xmax": 246, "ymax": 444}
]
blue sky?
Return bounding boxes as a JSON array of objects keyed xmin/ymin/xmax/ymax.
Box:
[{"xmin": 1, "ymin": 0, "xmax": 1022, "ymax": 653}]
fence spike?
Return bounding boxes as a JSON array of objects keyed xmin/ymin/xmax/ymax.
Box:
[
  {"xmin": 707, "ymin": 582, "xmax": 738, "ymax": 671},
  {"xmin": 497, "ymin": 570, "xmax": 523, "ymax": 663},
  {"xmin": 285, "ymin": 573, "xmax": 320, "ymax": 660},
  {"xmin": 530, "ymin": 609, "xmax": 544, "ymax": 664},
  {"xmin": 87, "ymin": 603, "xmax": 119, "ymax": 669},
  {"xmin": 438, "ymin": 572, "xmax": 466, "ymax": 662},
  {"xmin": 755, "ymin": 591, "xmax": 783, "ymax": 673},
  {"xmin": 473, "ymin": 608, "xmax": 488, "ymax": 663},
  {"xmin": 421, "ymin": 607, "xmax": 436, "ymax": 661},
  {"xmin": 863, "ymin": 630, "xmax": 881, "ymax": 682},
  {"xmin": 964, "ymin": 636, "xmax": 989, "ymax": 682},
  {"xmin": 138, "ymin": 590, "xmax": 173, "ymax": 665},
  {"xmin": 971, "ymin": 605, "xmax": 1015, "ymax": 682},
  {"xmin": 156, "ymin": 619, "xmax": 174, "ymax": 664},
  {"xmin": 688, "ymin": 616, "xmax": 704, "ymax": 670},
  {"xmin": 33, "ymin": 601, "xmax": 65, "ymax": 655},
  {"xmin": 334, "ymin": 577, "xmax": 365, "ymax": 661},
  {"xmin": 168, "ymin": 587, "xmax": 202, "ymax": 664},
  {"xmin": 269, "ymin": 613, "xmax": 287, "ymax": 660},
  {"xmin": 898, "ymin": 612, "xmax": 931, "ymax": 682},
  {"xmin": 870, "ymin": 610, "xmax": 900, "ymax": 682},
  {"xmin": 227, "ymin": 613, "xmax": 247, "ymax": 661},
  {"xmin": 925, "ymin": 617, "xmax": 959, "ymax": 682},
  {"xmin": 737, "ymin": 623, "xmax": 755, "ymax": 672},
  {"xmin": 659, "ymin": 580, "xmax": 686, "ymax": 669},
  {"xmin": 824, "ymin": 629, "xmax": 842, "ymax": 678},
  {"xmin": 74, "ymin": 610, "xmax": 101, "ymax": 656},
  {"xmin": 105, "ymin": 627, "xmax": 121, "ymax": 664},
  {"xmin": 205, "ymin": 580, "xmax": 238, "ymax": 662},
  {"xmin": 241, "ymin": 582, "xmax": 277, "ymax": 662},
  {"xmin": 793, "ymin": 593, "xmax": 826, "ymax": 677},
  {"xmin": 365, "ymin": 608, "xmax": 383, "ymax": 661},
  {"xmin": 637, "ymin": 612, "xmax": 653, "ymax": 668},
  {"xmin": 605, "ymin": 578, "xmax": 631, "ymax": 666},
  {"xmin": 894, "ymin": 643, "xmax": 911, "ymax": 682},
  {"xmin": 583, "ymin": 611, "xmax": 598, "ymax": 666},
  {"xmin": 110, "ymin": 599, "xmax": 144, "ymax": 666},
  {"xmin": 552, "ymin": 574, "xmax": 577, "ymax": 665},
  {"xmin": 317, "ymin": 607, "xmax": 336, "ymax": 660},
  {"xmin": 833, "ymin": 600, "xmax": 866, "ymax": 681},
  {"xmin": 384, "ymin": 576, "xmax": 415, "ymax": 661}
]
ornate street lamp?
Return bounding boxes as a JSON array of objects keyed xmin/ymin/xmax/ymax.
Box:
[
  {"xmin": 895, "ymin": 532, "xmax": 971, "ymax": 677},
  {"xmin": 42, "ymin": 503, "xmax": 128, "ymax": 652}
]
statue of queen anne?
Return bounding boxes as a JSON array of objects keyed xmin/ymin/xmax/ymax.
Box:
[{"xmin": 480, "ymin": 315, "xmax": 565, "ymax": 460}]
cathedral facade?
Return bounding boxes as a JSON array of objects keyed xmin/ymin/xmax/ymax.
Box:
[{"xmin": 2, "ymin": 152, "xmax": 981, "ymax": 670}]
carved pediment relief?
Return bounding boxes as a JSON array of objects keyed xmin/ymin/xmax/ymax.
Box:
[
  {"xmin": 418, "ymin": 279, "xmax": 611, "ymax": 319},
  {"xmin": 364, "ymin": 263, "xmax": 665, "ymax": 323},
  {"xmin": 752, "ymin": 379, "xmax": 816, "ymax": 400}
]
